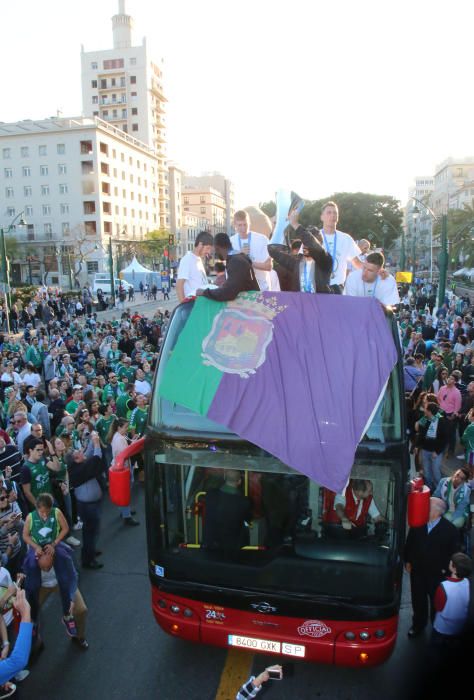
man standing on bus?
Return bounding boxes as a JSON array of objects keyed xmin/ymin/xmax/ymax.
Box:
[
  {"xmin": 344, "ymin": 252, "xmax": 400, "ymax": 306},
  {"xmin": 196, "ymin": 234, "xmax": 260, "ymax": 303},
  {"xmin": 318, "ymin": 201, "xmax": 362, "ymax": 293},
  {"xmin": 176, "ymin": 231, "xmax": 214, "ymax": 302}
]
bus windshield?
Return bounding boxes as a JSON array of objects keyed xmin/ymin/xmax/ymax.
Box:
[
  {"xmin": 151, "ymin": 301, "xmax": 402, "ymax": 442},
  {"xmin": 148, "ymin": 448, "xmax": 402, "ymax": 605}
]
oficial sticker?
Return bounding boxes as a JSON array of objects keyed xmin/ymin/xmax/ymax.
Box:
[
  {"xmin": 155, "ymin": 565, "xmax": 165, "ymax": 577},
  {"xmin": 297, "ymin": 620, "xmax": 331, "ymax": 638}
]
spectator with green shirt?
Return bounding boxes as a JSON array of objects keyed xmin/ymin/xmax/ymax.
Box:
[
  {"xmin": 65, "ymin": 386, "xmax": 85, "ymax": 417},
  {"xmin": 96, "ymin": 404, "xmax": 116, "ymax": 468},
  {"xmin": 102, "ymin": 371, "xmax": 126, "ymax": 404},
  {"xmin": 20, "ymin": 439, "xmax": 61, "ymax": 510},
  {"xmin": 24, "ymin": 337, "xmax": 43, "ymax": 371},
  {"xmin": 129, "ymin": 394, "xmax": 148, "ymax": 437},
  {"xmin": 117, "ymin": 356, "xmax": 136, "ymax": 384}
]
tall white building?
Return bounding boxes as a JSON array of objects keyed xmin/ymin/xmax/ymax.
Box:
[
  {"xmin": 183, "ymin": 173, "xmax": 235, "ymax": 234},
  {"xmin": 0, "ymin": 116, "xmax": 159, "ymax": 285},
  {"xmin": 81, "ymin": 0, "xmax": 169, "ymax": 229},
  {"xmin": 404, "ymin": 176, "xmax": 435, "ymax": 270},
  {"xmin": 432, "ymin": 157, "xmax": 474, "ymax": 216}
]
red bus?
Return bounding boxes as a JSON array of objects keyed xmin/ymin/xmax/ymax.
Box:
[{"xmin": 145, "ymin": 301, "xmax": 408, "ymax": 667}]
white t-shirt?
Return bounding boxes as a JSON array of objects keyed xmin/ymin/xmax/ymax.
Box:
[
  {"xmin": 177, "ymin": 252, "xmax": 209, "ymax": 298},
  {"xmin": 230, "ymin": 230, "xmax": 270, "ymax": 291},
  {"xmin": 344, "ymin": 269, "xmax": 400, "ymax": 305},
  {"xmin": 0, "ymin": 567, "xmax": 14, "ymax": 626},
  {"xmin": 134, "ymin": 379, "xmax": 152, "ymax": 396},
  {"xmin": 320, "ymin": 229, "xmax": 360, "ymax": 286}
]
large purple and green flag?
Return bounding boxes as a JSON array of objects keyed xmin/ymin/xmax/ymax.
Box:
[{"xmin": 159, "ymin": 292, "xmax": 397, "ymax": 492}]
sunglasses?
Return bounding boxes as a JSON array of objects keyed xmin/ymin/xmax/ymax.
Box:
[{"xmin": 0, "ymin": 496, "xmax": 8, "ymax": 501}]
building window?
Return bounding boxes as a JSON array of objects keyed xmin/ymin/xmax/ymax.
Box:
[
  {"xmin": 200, "ymin": 196, "xmax": 206, "ymax": 203},
  {"xmin": 83, "ymin": 201, "xmax": 96, "ymax": 215},
  {"xmin": 40, "ymin": 165, "xmax": 48, "ymax": 176},
  {"xmin": 120, "ymin": 77, "xmax": 126, "ymax": 87},
  {"xmin": 41, "ymin": 185, "xmax": 50, "ymax": 196},
  {"xmin": 131, "ymin": 107, "xmax": 138, "ymax": 116},
  {"xmin": 130, "ymin": 57, "xmax": 137, "ymax": 65},
  {"xmin": 21, "ymin": 147, "xmax": 29, "ymax": 157},
  {"xmin": 4, "ymin": 168, "xmax": 12, "ymax": 178},
  {"xmin": 84, "ymin": 221, "xmax": 97, "ymax": 235},
  {"xmin": 58, "ymin": 164, "xmax": 67, "ymax": 175},
  {"xmin": 100, "ymin": 142, "xmax": 108, "ymax": 155},
  {"xmin": 2, "ymin": 148, "xmax": 11, "ymax": 159},
  {"xmin": 25, "ymin": 206, "xmax": 33, "ymax": 216},
  {"xmin": 5, "ymin": 187, "xmax": 14, "ymax": 198},
  {"xmin": 130, "ymin": 75, "xmax": 136, "ymax": 84},
  {"xmin": 93, "ymin": 111, "xmax": 99, "ymax": 117},
  {"xmin": 44, "ymin": 223, "xmax": 52, "ymax": 235},
  {"xmin": 87, "ymin": 261, "xmax": 99, "ymax": 274},
  {"xmin": 62, "ymin": 222, "xmax": 70, "ymax": 234},
  {"xmin": 91, "ymin": 61, "xmax": 98, "ymax": 69},
  {"xmin": 103, "ymin": 202, "xmax": 111, "ymax": 214},
  {"xmin": 183, "ymin": 196, "xmax": 189, "ymax": 204},
  {"xmin": 91, "ymin": 79, "xmax": 97, "ymax": 88},
  {"xmin": 200, "ymin": 207, "xmax": 206, "ymax": 214},
  {"xmin": 112, "ymin": 109, "xmax": 118, "ymax": 119},
  {"xmin": 59, "ymin": 184, "xmax": 68, "ymax": 195},
  {"xmin": 101, "ymin": 162, "xmax": 109, "ymax": 175},
  {"xmin": 103, "ymin": 58, "xmax": 124, "ymax": 69},
  {"xmin": 38, "ymin": 145, "xmax": 47, "ymax": 156},
  {"xmin": 80, "ymin": 140, "xmax": 93, "ymax": 155},
  {"xmin": 82, "ymin": 161, "xmax": 94, "ymax": 175},
  {"xmin": 100, "ymin": 79, "xmax": 107, "ymax": 89},
  {"xmin": 6, "ymin": 207, "xmax": 15, "ymax": 217},
  {"xmin": 24, "ymin": 186, "xmax": 32, "ymax": 196},
  {"xmin": 60, "ymin": 204, "xmax": 69, "ymax": 215},
  {"xmin": 57, "ymin": 143, "xmax": 66, "ymax": 155},
  {"xmin": 131, "ymin": 91, "xmax": 137, "ymax": 98},
  {"xmin": 102, "ymin": 182, "xmax": 110, "ymax": 195},
  {"xmin": 132, "ymin": 124, "xmax": 138, "ymax": 131},
  {"xmin": 92, "ymin": 95, "xmax": 98, "ymax": 104},
  {"xmin": 121, "ymin": 109, "xmax": 127, "ymax": 118},
  {"xmin": 43, "ymin": 205, "xmax": 51, "ymax": 216}
]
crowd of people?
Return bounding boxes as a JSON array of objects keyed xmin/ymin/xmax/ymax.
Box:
[{"xmin": 0, "ymin": 287, "xmax": 169, "ymax": 696}]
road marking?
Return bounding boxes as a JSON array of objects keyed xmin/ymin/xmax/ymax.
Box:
[{"xmin": 215, "ymin": 648, "xmax": 254, "ymax": 700}]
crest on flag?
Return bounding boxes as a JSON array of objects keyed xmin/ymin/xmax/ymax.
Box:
[{"xmin": 201, "ymin": 293, "xmax": 287, "ymax": 378}]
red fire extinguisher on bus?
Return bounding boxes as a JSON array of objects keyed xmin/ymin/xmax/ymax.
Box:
[
  {"xmin": 109, "ymin": 437, "xmax": 146, "ymax": 507},
  {"xmin": 407, "ymin": 476, "xmax": 430, "ymax": 527}
]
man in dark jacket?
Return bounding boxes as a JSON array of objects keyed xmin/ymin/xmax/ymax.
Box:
[
  {"xmin": 196, "ymin": 233, "xmax": 260, "ymax": 302},
  {"xmin": 404, "ymin": 497, "xmax": 458, "ymax": 639},
  {"xmin": 202, "ymin": 470, "xmax": 252, "ymax": 550},
  {"xmin": 415, "ymin": 402, "xmax": 449, "ymax": 491},
  {"xmin": 268, "ymin": 225, "xmax": 332, "ymax": 294},
  {"xmin": 68, "ymin": 432, "xmax": 106, "ymax": 570}
]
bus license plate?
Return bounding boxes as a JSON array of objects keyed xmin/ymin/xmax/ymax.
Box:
[{"xmin": 228, "ymin": 635, "xmax": 305, "ymax": 657}]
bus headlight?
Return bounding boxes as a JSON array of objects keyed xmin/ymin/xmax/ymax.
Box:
[
  {"xmin": 183, "ymin": 608, "xmax": 193, "ymax": 618},
  {"xmin": 359, "ymin": 631, "xmax": 370, "ymax": 641},
  {"xmin": 170, "ymin": 605, "xmax": 180, "ymax": 614},
  {"xmin": 375, "ymin": 629, "xmax": 385, "ymax": 639},
  {"xmin": 158, "ymin": 599, "xmax": 167, "ymax": 609},
  {"xmin": 344, "ymin": 632, "xmax": 356, "ymax": 640}
]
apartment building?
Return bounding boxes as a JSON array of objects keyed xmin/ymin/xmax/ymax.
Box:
[
  {"xmin": 81, "ymin": 0, "xmax": 169, "ymax": 229},
  {"xmin": 0, "ymin": 116, "xmax": 159, "ymax": 285},
  {"xmin": 432, "ymin": 157, "xmax": 474, "ymax": 216},
  {"xmin": 182, "ymin": 185, "xmax": 226, "ymax": 236},
  {"xmin": 183, "ymin": 173, "xmax": 234, "ymax": 234}
]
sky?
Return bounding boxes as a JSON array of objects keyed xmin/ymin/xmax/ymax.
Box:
[{"xmin": 2, "ymin": 0, "xmax": 474, "ymax": 209}]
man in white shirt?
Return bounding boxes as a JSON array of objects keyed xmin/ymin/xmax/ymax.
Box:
[
  {"xmin": 230, "ymin": 210, "xmax": 272, "ymax": 291},
  {"xmin": 176, "ymin": 231, "xmax": 214, "ymax": 302},
  {"xmin": 345, "ymin": 252, "xmax": 400, "ymax": 306},
  {"xmin": 319, "ymin": 201, "xmax": 362, "ymax": 293}
]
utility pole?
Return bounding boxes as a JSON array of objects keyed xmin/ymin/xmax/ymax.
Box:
[
  {"xmin": 108, "ymin": 237, "xmax": 115, "ymax": 306},
  {"xmin": 437, "ymin": 214, "xmax": 448, "ymax": 308}
]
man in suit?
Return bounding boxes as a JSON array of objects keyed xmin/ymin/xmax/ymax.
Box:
[
  {"xmin": 196, "ymin": 233, "xmax": 260, "ymax": 302},
  {"xmin": 404, "ymin": 497, "xmax": 458, "ymax": 638},
  {"xmin": 268, "ymin": 208, "xmax": 333, "ymax": 294}
]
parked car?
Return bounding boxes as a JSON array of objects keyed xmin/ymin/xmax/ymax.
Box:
[{"xmin": 92, "ymin": 274, "xmax": 133, "ymax": 296}]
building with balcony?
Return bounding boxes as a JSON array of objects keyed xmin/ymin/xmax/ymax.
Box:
[
  {"xmin": 432, "ymin": 157, "xmax": 474, "ymax": 216},
  {"xmin": 81, "ymin": 0, "xmax": 169, "ymax": 229},
  {"xmin": 182, "ymin": 185, "xmax": 226, "ymax": 237},
  {"xmin": 0, "ymin": 116, "xmax": 159, "ymax": 286},
  {"xmin": 183, "ymin": 173, "xmax": 234, "ymax": 234},
  {"xmin": 404, "ymin": 176, "xmax": 435, "ymax": 270}
]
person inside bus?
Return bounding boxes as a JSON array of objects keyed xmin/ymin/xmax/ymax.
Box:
[
  {"xmin": 325, "ymin": 479, "xmax": 386, "ymax": 539},
  {"xmin": 202, "ymin": 470, "xmax": 252, "ymax": 551}
]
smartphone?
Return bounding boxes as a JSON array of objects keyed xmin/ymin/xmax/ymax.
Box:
[{"xmin": 267, "ymin": 667, "xmax": 283, "ymax": 680}]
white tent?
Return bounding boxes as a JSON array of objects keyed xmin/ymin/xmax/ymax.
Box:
[
  {"xmin": 119, "ymin": 256, "xmax": 161, "ymax": 289},
  {"xmin": 453, "ymin": 268, "xmax": 468, "ymax": 277}
]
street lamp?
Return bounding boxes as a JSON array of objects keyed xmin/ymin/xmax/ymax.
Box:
[{"xmin": 0, "ymin": 212, "xmax": 27, "ymax": 333}]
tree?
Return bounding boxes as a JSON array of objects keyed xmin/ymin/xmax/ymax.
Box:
[
  {"xmin": 300, "ymin": 193, "xmax": 403, "ymax": 250},
  {"xmin": 259, "ymin": 201, "xmax": 276, "ymax": 218},
  {"xmin": 135, "ymin": 229, "xmax": 169, "ymax": 266}
]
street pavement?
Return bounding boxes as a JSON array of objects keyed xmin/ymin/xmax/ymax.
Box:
[
  {"xmin": 17, "ymin": 480, "xmax": 430, "ymax": 700},
  {"xmin": 94, "ymin": 288, "xmax": 179, "ymax": 322}
]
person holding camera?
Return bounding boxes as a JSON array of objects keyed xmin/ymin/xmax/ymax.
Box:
[{"xmin": 236, "ymin": 665, "xmax": 283, "ymax": 699}]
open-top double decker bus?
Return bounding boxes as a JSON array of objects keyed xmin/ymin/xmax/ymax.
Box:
[{"xmin": 145, "ymin": 300, "xmax": 409, "ymax": 667}]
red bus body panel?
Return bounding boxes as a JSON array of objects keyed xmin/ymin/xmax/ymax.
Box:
[{"xmin": 151, "ymin": 586, "xmax": 398, "ymax": 667}]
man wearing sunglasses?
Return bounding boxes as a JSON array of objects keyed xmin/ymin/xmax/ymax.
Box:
[{"xmin": 10, "ymin": 413, "xmax": 32, "ymax": 457}]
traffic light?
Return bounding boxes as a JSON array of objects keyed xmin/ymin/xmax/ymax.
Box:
[{"xmin": 168, "ymin": 234, "xmax": 175, "ymax": 246}]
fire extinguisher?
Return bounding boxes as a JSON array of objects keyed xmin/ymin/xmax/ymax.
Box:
[{"xmin": 407, "ymin": 476, "xmax": 430, "ymax": 527}]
